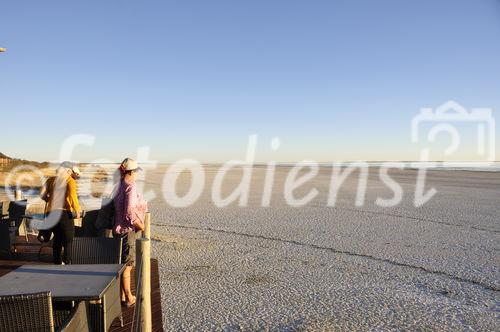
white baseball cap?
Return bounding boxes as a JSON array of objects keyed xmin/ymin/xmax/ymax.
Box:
[
  {"xmin": 121, "ymin": 158, "xmax": 142, "ymax": 172},
  {"xmin": 72, "ymin": 166, "xmax": 82, "ymax": 176}
]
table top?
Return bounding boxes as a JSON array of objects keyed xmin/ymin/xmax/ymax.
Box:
[{"xmin": 0, "ymin": 264, "xmax": 125, "ymax": 301}]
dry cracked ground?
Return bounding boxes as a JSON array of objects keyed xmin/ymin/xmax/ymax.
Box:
[{"xmin": 145, "ymin": 166, "xmax": 500, "ymax": 331}]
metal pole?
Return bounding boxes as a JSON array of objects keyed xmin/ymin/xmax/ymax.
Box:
[{"xmin": 135, "ymin": 238, "xmax": 152, "ymax": 332}]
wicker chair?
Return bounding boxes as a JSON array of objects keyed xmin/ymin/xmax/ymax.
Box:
[
  {"xmin": 0, "ymin": 200, "xmax": 28, "ymax": 256},
  {"xmin": 56, "ymin": 301, "xmax": 90, "ymax": 332},
  {"xmin": 71, "ymin": 237, "xmax": 122, "ymax": 264},
  {"xmin": 0, "ymin": 291, "xmax": 89, "ymax": 332},
  {"xmin": 8, "ymin": 200, "xmax": 27, "ymax": 228},
  {"xmin": 8, "ymin": 200, "xmax": 28, "ymax": 242},
  {"xmin": 0, "ymin": 291, "xmax": 55, "ymax": 332},
  {"xmin": 70, "ymin": 237, "xmax": 124, "ymax": 330}
]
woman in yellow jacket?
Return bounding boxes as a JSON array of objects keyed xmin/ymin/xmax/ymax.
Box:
[{"xmin": 40, "ymin": 161, "xmax": 81, "ymax": 264}]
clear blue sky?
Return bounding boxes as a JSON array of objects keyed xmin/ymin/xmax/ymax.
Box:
[{"xmin": 1, "ymin": 0, "xmax": 499, "ymax": 163}]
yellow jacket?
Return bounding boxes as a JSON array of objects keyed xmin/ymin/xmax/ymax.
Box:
[{"xmin": 41, "ymin": 176, "xmax": 81, "ymax": 214}]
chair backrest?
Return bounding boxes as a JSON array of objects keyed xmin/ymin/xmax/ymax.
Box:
[
  {"xmin": 0, "ymin": 291, "xmax": 55, "ymax": 332},
  {"xmin": 8, "ymin": 200, "xmax": 27, "ymax": 222},
  {"xmin": 58, "ymin": 301, "xmax": 90, "ymax": 332},
  {"xmin": 81, "ymin": 209, "xmax": 99, "ymax": 237},
  {"xmin": 71, "ymin": 237, "xmax": 123, "ymax": 264},
  {"xmin": 8, "ymin": 200, "xmax": 28, "ymax": 236}
]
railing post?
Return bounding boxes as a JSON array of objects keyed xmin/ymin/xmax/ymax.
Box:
[
  {"xmin": 143, "ymin": 212, "xmax": 151, "ymax": 239},
  {"xmin": 136, "ymin": 238, "xmax": 152, "ymax": 332}
]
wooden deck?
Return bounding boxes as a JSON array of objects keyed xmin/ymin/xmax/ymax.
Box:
[{"xmin": 0, "ymin": 235, "xmax": 164, "ymax": 332}]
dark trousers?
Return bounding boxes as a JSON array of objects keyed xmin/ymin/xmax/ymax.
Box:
[{"xmin": 52, "ymin": 212, "xmax": 75, "ymax": 264}]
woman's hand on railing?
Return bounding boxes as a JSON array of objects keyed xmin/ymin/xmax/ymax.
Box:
[{"xmin": 133, "ymin": 219, "xmax": 145, "ymax": 231}]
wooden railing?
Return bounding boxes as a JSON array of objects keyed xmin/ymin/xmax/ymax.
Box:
[{"xmin": 133, "ymin": 212, "xmax": 152, "ymax": 332}]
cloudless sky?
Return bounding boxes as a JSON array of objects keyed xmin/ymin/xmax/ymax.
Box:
[{"xmin": 1, "ymin": 0, "xmax": 500, "ymax": 163}]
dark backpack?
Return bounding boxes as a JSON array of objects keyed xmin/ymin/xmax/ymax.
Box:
[{"xmin": 95, "ymin": 197, "xmax": 115, "ymax": 230}]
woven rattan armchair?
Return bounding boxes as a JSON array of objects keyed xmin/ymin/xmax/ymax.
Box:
[
  {"xmin": 0, "ymin": 291, "xmax": 89, "ymax": 332},
  {"xmin": 8, "ymin": 200, "xmax": 28, "ymax": 238},
  {"xmin": 70, "ymin": 237, "xmax": 124, "ymax": 330},
  {"xmin": 0, "ymin": 200, "xmax": 28, "ymax": 256},
  {"xmin": 56, "ymin": 301, "xmax": 90, "ymax": 332},
  {"xmin": 71, "ymin": 237, "xmax": 122, "ymax": 264},
  {"xmin": 0, "ymin": 291, "xmax": 55, "ymax": 331}
]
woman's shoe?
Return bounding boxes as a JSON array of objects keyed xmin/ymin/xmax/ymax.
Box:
[{"xmin": 123, "ymin": 295, "xmax": 136, "ymax": 308}]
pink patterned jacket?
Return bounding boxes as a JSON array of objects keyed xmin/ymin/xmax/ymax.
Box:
[{"xmin": 113, "ymin": 178, "xmax": 147, "ymax": 234}]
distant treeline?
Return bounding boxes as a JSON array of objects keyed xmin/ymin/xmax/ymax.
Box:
[{"xmin": 0, "ymin": 159, "xmax": 49, "ymax": 172}]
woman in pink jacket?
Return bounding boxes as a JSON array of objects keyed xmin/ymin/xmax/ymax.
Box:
[{"xmin": 113, "ymin": 158, "xmax": 147, "ymax": 307}]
